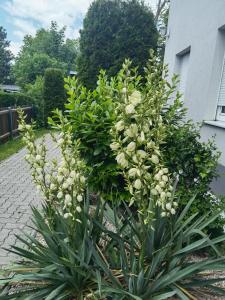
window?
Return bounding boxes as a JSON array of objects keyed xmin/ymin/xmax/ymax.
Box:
[
  {"xmin": 177, "ymin": 50, "xmax": 190, "ymax": 98},
  {"xmin": 216, "ymin": 53, "xmax": 225, "ymax": 121}
]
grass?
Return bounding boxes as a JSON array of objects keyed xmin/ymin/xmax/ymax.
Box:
[{"xmin": 0, "ymin": 128, "xmax": 49, "ymax": 162}]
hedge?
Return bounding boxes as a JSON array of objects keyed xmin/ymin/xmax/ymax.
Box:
[
  {"xmin": 43, "ymin": 68, "xmax": 65, "ymax": 125},
  {"xmin": 0, "ymin": 91, "xmax": 33, "ymax": 108}
]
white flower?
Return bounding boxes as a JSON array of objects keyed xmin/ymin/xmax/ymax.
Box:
[
  {"xmin": 132, "ymin": 155, "xmax": 138, "ymax": 163},
  {"xmin": 65, "ymin": 194, "xmax": 72, "ymax": 203},
  {"xmin": 154, "ymin": 173, "xmax": 161, "ymax": 181},
  {"xmin": 77, "ymin": 195, "xmax": 83, "ymax": 202},
  {"xmin": 151, "ymin": 188, "xmax": 158, "ymax": 196},
  {"xmin": 62, "ymin": 182, "xmax": 69, "ymax": 189},
  {"xmin": 159, "ymin": 181, "xmax": 165, "ymax": 188},
  {"xmin": 66, "ymin": 177, "xmax": 74, "ymax": 186},
  {"xmin": 127, "ymin": 142, "xmax": 136, "ymax": 152},
  {"xmin": 134, "ymin": 179, "xmax": 142, "ymax": 190},
  {"xmin": 18, "ymin": 124, "xmax": 23, "ymax": 131},
  {"xmin": 171, "ymin": 208, "xmax": 176, "ymax": 215},
  {"xmin": 167, "ymin": 192, "xmax": 172, "ymax": 197},
  {"xmin": 140, "ymin": 131, "xmax": 145, "ymax": 142},
  {"xmin": 129, "ymin": 90, "xmax": 142, "ymax": 106},
  {"xmin": 64, "ymin": 213, "xmax": 72, "ymax": 219},
  {"xmin": 76, "ymin": 206, "xmax": 82, "ymax": 213},
  {"xmin": 163, "ymin": 168, "xmax": 169, "ymax": 174},
  {"xmin": 150, "ymin": 155, "xmax": 159, "ymax": 164},
  {"xmin": 57, "ymin": 191, "xmax": 63, "ymax": 199},
  {"xmin": 166, "ymin": 202, "xmax": 172, "ymax": 210},
  {"xmin": 36, "ymin": 155, "xmax": 42, "ymax": 161},
  {"xmin": 125, "ymin": 124, "xmax": 138, "ymax": 137},
  {"xmin": 116, "ymin": 153, "xmax": 128, "ymax": 168},
  {"xmin": 122, "ymin": 87, "xmax": 127, "ymax": 94},
  {"xmin": 115, "ymin": 120, "xmax": 124, "ymax": 131},
  {"xmin": 110, "ymin": 142, "xmax": 120, "ymax": 151},
  {"xmin": 155, "ymin": 185, "xmax": 162, "ymax": 193},
  {"xmin": 160, "ymin": 191, "xmax": 166, "ymax": 200},
  {"xmin": 36, "ymin": 185, "xmax": 42, "ymax": 191},
  {"xmin": 137, "ymin": 150, "xmax": 147, "ymax": 159},
  {"xmin": 50, "ymin": 183, "xmax": 56, "ymax": 190},
  {"xmin": 70, "ymin": 171, "xmax": 76, "ymax": 178},
  {"xmin": 128, "ymin": 168, "xmax": 138, "ymax": 177},
  {"xmin": 158, "ymin": 170, "xmax": 164, "ymax": 176},
  {"xmin": 161, "ymin": 212, "xmax": 167, "ymax": 217},
  {"xmin": 57, "ymin": 175, "xmax": 64, "ymax": 183},
  {"xmin": 173, "ymin": 201, "xmax": 178, "ymax": 207},
  {"xmin": 125, "ymin": 104, "xmax": 135, "ymax": 114},
  {"xmin": 80, "ymin": 176, "xmax": 86, "ymax": 184},
  {"xmin": 162, "ymin": 175, "xmax": 168, "ymax": 182}
]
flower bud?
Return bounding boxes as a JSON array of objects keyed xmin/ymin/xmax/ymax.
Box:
[
  {"xmin": 134, "ymin": 179, "xmax": 142, "ymax": 190},
  {"xmin": 166, "ymin": 202, "xmax": 172, "ymax": 210},
  {"xmin": 128, "ymin": 168, "xmax": 138, "ymax": 177},
  {"xmin": 110, "ymin": 142, "xmax": 120, "ymax": 151},
  {"xmin": 125, "ymin": 104, "xmax": 135, "ymax": 114},
  {"xmin": 115, "ymin": 120, "xmax": 124, "ymax": 131},
  {"xmin": 150, "ymin": 155, "xmax": 159, "ymax": 164},
  {"xmin": 127, "ymin": 142, "xmax": 136, "ymax": 152}
]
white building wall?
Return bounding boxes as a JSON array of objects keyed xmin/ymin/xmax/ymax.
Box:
[{"xmin": 164, "ymin": 0, "xmax": 225, "ymax": 167}]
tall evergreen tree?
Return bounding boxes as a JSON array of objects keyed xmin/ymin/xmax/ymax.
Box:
[
  {"xmin": 77, "ymin": 0, "xmax": 158, "ymax": 89},
  {"xmin": 0, "ymin": 26, "xmax": 13, "ymax": 84}
]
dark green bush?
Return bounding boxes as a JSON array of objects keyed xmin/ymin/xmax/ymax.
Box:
[
  {"xmin": 163, "ymin": 100, "xmax": 223, "ymax": 236},
  {"xmin": 43, "ymin": 68, "xmax": 65, "ymax": 125},
  {"xmin": 0, "ymin": 91, "xmax": 32, "ymax": 108}
]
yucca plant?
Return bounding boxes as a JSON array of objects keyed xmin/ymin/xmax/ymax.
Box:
[
  {"xmin": 88, "ymin": 197, "xmax": 225, "ymax": 299},
  {"xmin": 1, "ymin": 197, "xmax": 225, "ymax": 299},
  {"xmin": 0, "ymin": 199, "xmax": 105, "ymax": 300}
]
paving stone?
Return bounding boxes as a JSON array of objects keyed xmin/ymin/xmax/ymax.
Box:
[{"xmin": 0, "ymin": 134, "xmax": 60, "ymax": 266}]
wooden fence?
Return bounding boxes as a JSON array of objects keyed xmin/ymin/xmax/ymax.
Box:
[{"xmin": 0, "ymin": 106, "xmax": 33, "ymax": 142}]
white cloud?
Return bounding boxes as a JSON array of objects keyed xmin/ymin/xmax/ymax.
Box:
[
  {"xmin": 9, "ymin": 41, "xmax": 21, "ymax": 56},
  {"xmin": 13, "ymin": 18, "xmax": 37, "ymax": 38},
  {"xmin": 3, "ymin": 0, "xmax": 158, "ymax": 55},
  {"xmin": 3, "ymin": 0, "xmax": 93, "ymax": 40}
]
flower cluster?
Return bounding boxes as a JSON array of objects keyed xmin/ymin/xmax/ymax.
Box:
[
  {"xmin": 110, "ymin": 59, "xmax": 176, "ymax": 219},
  {"xmin": 18, "ymin": 109, "xmax": 86, "ymax": 222}
]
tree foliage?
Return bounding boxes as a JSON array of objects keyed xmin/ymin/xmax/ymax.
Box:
[
  {"xmin": 77, "ymin": 0, "xmax": 158, "ymax": 89},
  {"xmin": 13, "ymin": 22, "xmax": 79, "ymax": 86},
  {"xmin": 0, "ymin": 26, "xmax": 13, "ymax": 84}
]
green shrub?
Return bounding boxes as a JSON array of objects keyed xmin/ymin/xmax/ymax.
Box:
[
  {"xmin": 24, "ymin": 76, "xmax": 45, "ymax": 127},
  {"xmin": 0, "ymin": 91, "xmax": 32, "ymax": 108},
  {"xmin": 52, "ymin": 72, "xmax": 121, "ymax": 200},
  {"xmin": 43, "ymin": 68, "xmax": 65, "ymax": 126},
  {"xmin": 163, "ymin": 100, "xmax": 223, "ymax": 236}
]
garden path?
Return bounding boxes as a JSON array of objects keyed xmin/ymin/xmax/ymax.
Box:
[{"xmin": 0, "ymin": 134, "xmax": 60, "ymax": 266}]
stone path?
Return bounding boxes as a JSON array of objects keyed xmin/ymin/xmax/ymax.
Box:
[{"xmin": 0, "ymin": 134, "xmax": 60, "ymax": 265}]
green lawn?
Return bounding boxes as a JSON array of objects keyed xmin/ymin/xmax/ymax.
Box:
[{"xmin": 0, "ymin": 128, "xmax": 49, "ymax": 162}]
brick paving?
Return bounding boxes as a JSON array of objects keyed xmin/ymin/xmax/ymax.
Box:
[{"xmin": 0, "ymin": 134, "xmax": 60, "ymax": 265}]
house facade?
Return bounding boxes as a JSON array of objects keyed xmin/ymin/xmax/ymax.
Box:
[{"xmin": 164, "ymin": 0, "xmax": 225, "ymax": 194}]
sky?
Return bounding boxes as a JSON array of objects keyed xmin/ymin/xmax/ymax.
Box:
[{"xmin": 0, "ymin": 0, "xmax": 158, "ymax": 56}]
